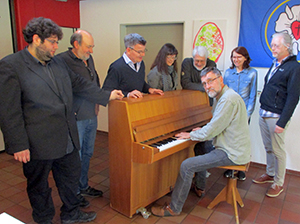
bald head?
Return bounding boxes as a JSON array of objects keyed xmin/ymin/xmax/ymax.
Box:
[{"xmin": 70, "ymin": 30, "xmax": 94, "ymax": 61}]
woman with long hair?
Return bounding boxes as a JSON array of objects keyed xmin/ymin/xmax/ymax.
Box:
[
  {"xmin": 147, "ymin": 43, "xmax": 178, "ymax": 91},
  {"xmin": 223, "ymin": 46, "xmax": 257, "ymax": 180}
]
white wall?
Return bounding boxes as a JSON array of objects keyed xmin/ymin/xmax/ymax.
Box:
[{"xmin": 79, "ymin": 0, "xmax": 300, "ymax": 172}]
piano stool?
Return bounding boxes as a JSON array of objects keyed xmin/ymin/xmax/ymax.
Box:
[{"xmin": 207, "ymin": 163, "xmax": 250, "ymax": 224}]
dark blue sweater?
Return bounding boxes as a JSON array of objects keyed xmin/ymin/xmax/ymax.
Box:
[
  {"xmin": 260, "ymin": 55, "xmax": 300, "ymax": 128},
  {"xmin": 103, "ymin": 57, "xmax": 150, "ymax": 96}
]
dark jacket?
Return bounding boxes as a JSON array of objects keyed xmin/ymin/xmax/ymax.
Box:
[
  {"xmin": 180, "ymin": 57, "xmax": 216, "ymax": 91},
  {"xmin": 260, "ymin": 55, "xmax": 300, "ymax": 128},
  {"xmin": 0, "ymin": 48, "xmax": 110, "ymax": 160}
]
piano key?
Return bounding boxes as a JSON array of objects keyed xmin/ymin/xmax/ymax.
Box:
[{"xmin": 157, "ymin": 138, "xmax": 190, "ymax": 151}]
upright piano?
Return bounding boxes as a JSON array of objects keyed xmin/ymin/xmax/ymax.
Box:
[{"xmin": 108, "ymin": 90, "xmax": 212, "ymax": 217}]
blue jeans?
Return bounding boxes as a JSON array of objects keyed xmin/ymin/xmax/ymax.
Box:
[
  {"xmin": 170, "ymin": 148, "xmax": 236, "ymax": 213},
  {"xmin": 76, "ymin": 116, "xmax": 98, "ymax": 191}
]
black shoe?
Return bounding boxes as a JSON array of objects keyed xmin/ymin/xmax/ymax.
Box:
[
  {"xmin": 80, "ymin": 186, "xmax": 103, "ymax": 197},
  {"xmin": 224, "ymin": 169, "xmax": 234, "ymax": 178},
  {"xmin": 77, "ymin": 194, "xmax": 90, "ymax": 208},
  {"xmin": 39, "ymin": 221, "xmax": 53, "ymax": 224},
  {"xmin": 61, "ymin": 210, "xmax": 97, "ymax": 224},
  {"xmin": 237, "ymin": 171, "xmax": 246, "ymax": 181}
]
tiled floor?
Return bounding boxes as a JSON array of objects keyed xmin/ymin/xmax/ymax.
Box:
[{"xmin": 1, "ymin": 131, "xmax": 300, "ymax": 224}]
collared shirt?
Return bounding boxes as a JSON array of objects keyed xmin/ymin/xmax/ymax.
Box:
[
  {"xmin": 122, "ymin": 52, "xmax": 141, "ymax": 72},
  {"xmin": 223, "ymin": 67, "xmax": 257, "ymax": 118},
  {"xmin": 190, "ymin": 85, "xmax": 251, "ymax": 165}
]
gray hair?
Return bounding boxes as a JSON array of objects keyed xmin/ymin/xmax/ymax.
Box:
[
  {"xmin": 200, "ymin": 67, "xmax": 222, "ymax": 78},
  {"xmin": 192, "ymin": 46, "xmax": 208, "ymax": 58},
  {"xmin": 70, "ymin": 30, "xmax": 92, "ymax": 47},
  {"xmin": 124, "ymin": 33, "xmax": 146, "ymax": 49},
  {"xmin": 272, "ymin": 32, "xmax": 293, "ymax": 54}
]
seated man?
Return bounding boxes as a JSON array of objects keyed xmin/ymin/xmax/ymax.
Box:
[
  {"xmin": 151, "ymin": 67, "xmax": 251, "ymax": 217},
  {"xmin": 103, "ymin": 33, "xmax": 163, "ymax": 98}
]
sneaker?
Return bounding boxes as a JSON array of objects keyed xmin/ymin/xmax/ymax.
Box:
[
  {"xmin": 237, "ymin": 171, "xmax": 246, "ymax": 181},
  {"xmin": 224, "ymin": 169, "xmax": 234, "ymax": 178},
  {"xmin": 80, "ymin": 186, "xmax": 103, "ymax": 197},
  {"xmin": 151, "ymin": 203, "xmax": 180, "ymax": 217},
  {"xmin": 77, "ymin": 194, "xmax": 90, "ymax": 208},
  {"xmin": 266, "ymin": 183, "xmax": 283, "ymax": 197},
  {"xmin": 252, "ymin": 173, "xmax": 274, "ymax": 184},
  {"xmin": 61, "ymin": 210, "xmax": 97, "ymax": 224}
]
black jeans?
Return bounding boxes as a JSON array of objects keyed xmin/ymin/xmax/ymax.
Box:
[
  {"xmin": 23, "ymin": 149, "xmax": 81, "ymax": 223},
  {"xmin": 193, "ymin": 140, "xmax": 213, "ymax": 189}
]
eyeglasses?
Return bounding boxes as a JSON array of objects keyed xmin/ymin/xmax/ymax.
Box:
[
  {"xmin": 129, "ymin": 47, "xmax": 148, "ymax": 54},
  {"xmin": 202, "ymin": 76, "xmax": 220, "ymax": 87},
  {"xmin": 45, "ymin": 38, "xmax": 59, "ymax": 45},
  {"xmin": 232, "ymin": 56, "xmax": 243, "ymax": 59},
  {"xmin": 167, "ymin": 56, "xmax": 177, "ymax": 60}
]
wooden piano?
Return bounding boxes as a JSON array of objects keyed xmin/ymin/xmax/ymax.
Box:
[{"xmin": 108, "ymin": 90, "xmax": 212, "ymax": 218}]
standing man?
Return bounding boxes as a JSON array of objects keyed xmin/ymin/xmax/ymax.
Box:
[
  {"xmin": 151, "ymin": 67, "xmax": 251, "ymax": 217},
  {"xmin": 180, "ymin": 46, "xmax": 216, "ymax": 91},
  {"xmin": 102, "ymin": 33, "xmax": 163, "ymax": 98},
  {"xmin": 0, "ymin": 17, "xmax": 123, "ymax": 224},
  {"xmin": 253, "ymin": 33, "xmax": 300, "ymax": 197},
  {"xmin": 57, "ymin": 30, "xmax": 103, "ymax": 205}
]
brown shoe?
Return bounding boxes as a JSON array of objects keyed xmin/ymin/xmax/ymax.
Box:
[
  {"xmin": 266, "ymin": 183, "xmax": 283, "ymax": 197},
  {"xmin": 151, "ymin": 203, "xmax": 180, "ymax": 217},
  {"xmin": 192, "ymin": 183, "xmax": 205, "ymax": 198},
  {"xmin": 252, "ymin": 173, "xmax": 274, "ymax": 184}
]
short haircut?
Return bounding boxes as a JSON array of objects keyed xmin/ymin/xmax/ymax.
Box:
[
  {"xmin": 124, "ymin": 33, "xmax": 146, "ymax": 49},
  {"xmin": 272, "ymin": 32, "xmax": 293, "ymax": 54},
  {"xmin": 200, "ymin": 67, "xmax": 222, "ymax": 78},
  {"xmin": 192, "ymin": 46, "xmax": 208, "ymax": 58},
  {"xmin": 230, "ymin": 46, "xmax": 252, "ymax": 69},
  {"xmin": 22, "ymin": 17, "xmax": 63, "ymax": 44},
  {"xmin": 70, "ymin": 30, "xmax": 92, "ymax": 47}
]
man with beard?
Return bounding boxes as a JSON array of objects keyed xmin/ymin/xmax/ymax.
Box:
[
  {"xmin": 180, "ymin": 46, "xmax": 216, "ymax": 91},
  {"xmin": 57, "ymin": 30, "xmax": 103, "ymax": 206},
  {"xmin": 0, "ymin": 17, "xmax": 123, "ymax": 224},
  {"xmin": 151, "ymin": 67, "xmax": 251, "ymax": 217}
]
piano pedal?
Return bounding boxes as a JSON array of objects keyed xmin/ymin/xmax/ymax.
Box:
[{"xmin": 136, "ymin": 207, "xmax": 151, "ymax": 219}]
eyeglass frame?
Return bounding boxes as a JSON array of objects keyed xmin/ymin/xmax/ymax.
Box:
[
  {"xmin": 129, "ymin": 47, "xmax": 148, "ymax": 54},
  {"xmin": 166, "ymin": 55, "xmax": 177, "ymax": 60},
  {"xmin": 45, "ymin": 38, "xmax": 59, "ymax": 45},
  {"xmin": 202, "ymin": 76, "xmax": 220, "ymax": 87}
]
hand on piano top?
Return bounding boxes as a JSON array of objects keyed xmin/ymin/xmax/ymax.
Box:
[
  {"xmin": 128, "ymin": 90, "xmax": 143, "ymax": 98},
  {"xmin": 148, "ymin": 88, "xmax": 164, "ymax": 96}
]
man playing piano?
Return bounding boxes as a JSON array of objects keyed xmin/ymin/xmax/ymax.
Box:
[{"xmin": 151, "ymin": 67, "xmax": 251, "ymax": 217}]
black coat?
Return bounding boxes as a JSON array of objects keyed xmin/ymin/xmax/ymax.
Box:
[{"xmin": 0, "ymin": 48, "xmax": 110, "ymax": 160}]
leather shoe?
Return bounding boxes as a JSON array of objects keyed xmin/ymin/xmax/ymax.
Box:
[
  {"xmin": 151, "ymin": 203, "xmax": 179, "ymax": 217},
  {"xmin": 61, "ymin": 210, "xmax": 97, "ymax": 224},
  {"xmin": 77, "ymin": 194, "xmax": 90, "ymax": 208},
  {"xmin": 191, "ymin": 182, "xmax": 205, "ymax": 198}
]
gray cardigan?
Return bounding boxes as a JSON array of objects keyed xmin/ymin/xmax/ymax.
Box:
[{"xmin": 147, "ymin": 66, "xmax": 178, "ymax": 91}]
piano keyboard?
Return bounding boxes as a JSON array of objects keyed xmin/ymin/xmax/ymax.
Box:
[{"xmin": 150, "ymin": 137, "xmax": 190, "ymax": 151}]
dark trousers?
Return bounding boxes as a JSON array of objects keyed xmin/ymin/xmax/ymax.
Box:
[
  {"xmin": 193, "ymin": 140, "xmax": 214, "ymax": 189},
  {"xmin": 23, "ymin": 149, "xmax": 81, "ymax": 223}
]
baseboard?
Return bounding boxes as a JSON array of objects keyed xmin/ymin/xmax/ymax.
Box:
[{"xmin": 250, "ymin": 161, "xmax": 300, "ymax": 177}]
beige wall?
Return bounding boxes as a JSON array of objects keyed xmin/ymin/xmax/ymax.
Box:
[{"xmin": 79, "ymin": 0, "xmax": 300, "ymax": 172}]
